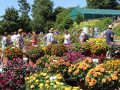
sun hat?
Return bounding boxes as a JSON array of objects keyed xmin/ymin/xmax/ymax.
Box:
[
  {"xmin": 108, "ymin": 25, "xmax": 112, "ymax": 29},
  {"xmin": 18, "ymin": 29, "xmax": 23, "ymax": 33},
  {"xmin": 49, "ymin": 28, "xmax": 54, "ymax": 33}
]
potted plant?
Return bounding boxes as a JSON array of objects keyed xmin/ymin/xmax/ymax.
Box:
[
  {"xmin": 26, "ymin": 46, "xmax": 45, "ymax": 66},
  {"xmin": 3, "ymin": 45, "xmax": 23, "ymax": 64},
  {"xmin": 85, "ymin": 64, "xmax": 119, "ymax": 90}
]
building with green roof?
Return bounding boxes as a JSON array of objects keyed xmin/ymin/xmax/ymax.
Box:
[{"xmin": 69, "ymin": 8, "xmax": 120, "ymax": 20}]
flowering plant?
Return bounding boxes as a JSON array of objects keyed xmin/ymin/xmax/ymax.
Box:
[
  {"xmin": 3, "ymin": 45, "xmax": 23, "ymax": 60},
  {"xmin": 68, "ymin": 58, "xmax": 95, "ymax": 81},
  {"xmin": 25, "ymin": 71, "xmax": 81, "ymax": 90},
  {"xmin": 62, "ymin": 51, "xmax": 84, "ymax": 63},
  {"xmin": 36, "ymin": 55, "xmax": 50, "ymax": 70},
  {"xmin": 105, "ymin": 59, "xmax": 120, "ymax": 72},
  {"xmin": 26, "ymin": 46, "xmax": 45, "ymax": 58},
  {"xmin": 85, "ymin": 64, "xmax": 119, "ymax": 90},
  {"xmin": 46, "ymin": 44, "xmax": 67, "ymax": 56},
  {"xmin": 66, "ymin": 45, "xmax": 78, "ymax": 53},
  {"xmin": 0, "ymin": 58, "xmax": 38, "ymax": 90}
]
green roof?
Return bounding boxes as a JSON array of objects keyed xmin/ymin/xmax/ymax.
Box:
[
  {"xmin": 74, "ymin": 8, "xmax": 120, "ymax": 15},
  {"xmin": 69, "ymin": 8, "xmax": 120, "ymax": 20}
]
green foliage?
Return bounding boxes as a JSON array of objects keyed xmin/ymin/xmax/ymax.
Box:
[
  {"xmin": 18, "ymin": 0, "xmax": 30, "ymax": 15},
  {"xmin": 86, "ymin": 0, "xmax": 118, "ymax": 9},
  {"xmin": 55, "ymin": 8, "xmax": 73, "ymax": 31},
  {"xmin": 18, "ymin": 0, "xmax": 32, "ymax": 33},
  {"xmin": 75, "ymin": 13, "xmax": 84, "ymax": 24},
  {"xmin": 0, "ymin": 7, "xmax": 19, "ymax": 33},
  {"xmin": 32, "ymin": 0, "xmax": 54, "ymax": 33},
  {"xmin": 96, "ymin": 18, "xmax": 112, "ymax": 31},
  {"xmin": 114, "ymin": 26, "xmax": 120, "ymax": 36}
]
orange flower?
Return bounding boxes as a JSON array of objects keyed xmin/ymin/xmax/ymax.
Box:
[
  {"xmin": 41, "ymin": 57, "xmax": 44, "ymax": 59},
  {"xmin": 93, "ymin": 73, "xmax": 97, "ymax": 77},
  {"xmin": 102, "ymin": 79, "xmax": 106, "ymax": 83},
  {"xmin": 106, "ymin": 77, "xmax": 111, "ymax": 82},
  {"xmin": 111, "ymin": 75, "xmax": 118, "ymax": 80}
]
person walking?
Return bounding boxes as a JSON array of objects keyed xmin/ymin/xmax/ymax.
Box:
[
  {"xmin": 16, "ymin": 29, "xmax": 24, "ymax": 49},
  {"xmin": 64, "ymin": 30, "xmax": 71, "ymax": 45},
  {"xmin": 44, "ymin": 28, "xmax": 55, "ymax": 46},
  {"xmin": 31, "ymin": 32, "xmax": 37, "ymax": 46},
  {"xmin": 105, "ymin": 25, "xmax": 114, "ymax": 45}
]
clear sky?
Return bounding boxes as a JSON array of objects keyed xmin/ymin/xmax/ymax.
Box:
[{"xmin": 0, "ymin": 0, "xmax": 87, "ymax": 18}]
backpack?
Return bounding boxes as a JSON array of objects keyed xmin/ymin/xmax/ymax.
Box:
[{"xmin": 84, "ymin": 33, "xmax": 89, "ymax": 42}]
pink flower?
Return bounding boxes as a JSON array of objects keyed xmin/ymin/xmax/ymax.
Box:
[
  {"xmin": 17, "ymin": 80, "xmax": 21, "ymax": 83},
  {"xmin": 20, "ymin": 75, "xmax": 23, "ymax": 79}
]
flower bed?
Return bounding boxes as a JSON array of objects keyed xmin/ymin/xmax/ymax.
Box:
[{"xmin": 3, "ymin": 46, "xmax": 23, "ymax": 60}]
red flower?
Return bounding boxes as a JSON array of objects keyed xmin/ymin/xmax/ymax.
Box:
[
  {"xmin": 17, "ymin": 53, "xmax": 19, "ymax": 55},
  {"xmin": 6, "ymin": 54, "xmax": 8, "ymax": 56},
  {"xmin": 10, "ymin": 52, "xmax": 12, "ymax": 54}
]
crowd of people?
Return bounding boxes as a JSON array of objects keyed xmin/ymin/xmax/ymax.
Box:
[{"xmin": 1, "ymin": 24, "xmax": 114, "ymax": 60}]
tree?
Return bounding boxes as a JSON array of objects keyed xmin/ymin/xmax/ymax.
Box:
[
  {"xmin": 75, "ymin": 13, "xmax": 84, "ymax": 24},
  {"xmin": 18, "ymin": 0, "xmax": 30, "ymax": 15},
  {"xmin": 53, "ymin": 7, "xmax": 66, "ymax": 21},
  {"xmin": 55, "ymin": 8, "xmax": 73, "ymax": 31},
  {"xmin": 32, "ymin": 0, "xmax": 54, "ymax": 33},
  {"xmin": 0, "ymin": 7, "xmax": 19, "ymax": 33},
  {"xmin": 86, "ymin": 0, "xmax": 118, "ymax": 9},
  {"xmin": 18, "ymin": 0, "xmax": 31, "ymax": 32}
]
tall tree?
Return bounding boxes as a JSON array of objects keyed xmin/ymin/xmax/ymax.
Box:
[
  {"xmin": 0, "ymin": 7, "xmax": 19, "ymax": 33},
  {"xmin": 18, "ymin": 0, "xmax": 30, "ymax": 16},
  {"xmin": 32, "ymin": 0, "xmax": 54, "ymax": 33},
  {"xmin": 18, "ymin": 0, "xmax": 31, "ymax": 32},
  {"xmin": 86, "ymin": 0, "xmax": 118, "ymax": 9}
]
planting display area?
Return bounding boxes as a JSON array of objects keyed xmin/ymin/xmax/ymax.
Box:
[{"xmin": 0, "ymin": 37, "xmax": 120, "ymax": 90}]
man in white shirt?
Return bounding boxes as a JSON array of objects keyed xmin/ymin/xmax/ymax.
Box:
[
  {"xmin": 64, "ymin": 30, "xmax": 71, "ymax": 45},
  {"xmin": 79, "ymin": 29, "xmax": 85, "ymax": 43},
  {"xmin": 44, "ymin": 28, "xmax": 55, "ymax": 46}
]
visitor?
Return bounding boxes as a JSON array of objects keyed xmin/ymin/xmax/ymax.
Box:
[
  {"xmin": 31, "ymin": 31, "xmax": 37, "ymax": 46},
  {"xmin": 44, "ymin": 28, "xmax": 55, "ymax": 46},
  {"xmin": 11, "ymin": 32, "xmax": 17, "ymax": 45},
  {"xmin": 94, "ymin": 26, "xmax": 98, "ymax": 38},
  {"xmin": 90, "ymin": 27, "xmax": 93, "ymax": 38},
  {"xmin": 72, "ymin": 29, "xmax": 76, "ymax": 35},
  {"xmin": 79, "ymin": 29, "xmax": 86, "ymax": 43},
  {"xmin": 64, "ymin": 30, "xmax": 71, "ymax": 45},
  {"xmin": 105, "ymin": 25, "xmax": 114, "ymax": 45},
  {"xmin": 1, "ymin": 32, "xmax": 10, "ymax": 60},
  {"xmin": 16, "ymin": 29, "xmax": 24, "ymax": 49},
  {"xmin": 54, "ymin": 30, "xmax": 59, "ymax": 36}
]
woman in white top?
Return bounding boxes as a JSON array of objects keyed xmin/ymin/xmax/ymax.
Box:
[{"xmin": 64, "ymin": 30, "xmax": 71, "ymax": 45}]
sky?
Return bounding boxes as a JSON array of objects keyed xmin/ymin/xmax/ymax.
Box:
[{"xmin": 0, "ymin": 0, "xmax": 87, "ymax": 18}]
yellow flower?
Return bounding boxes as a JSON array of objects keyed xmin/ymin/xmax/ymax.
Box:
[
  {"xmin": 33, "ymin": 77, "xmax": 36, "ymax": 81},
  {"xmin": 30, "ymin": 85, "xmax": 34, "ymax": 89},
  {"xmin": 25, "ymin": 77, "xmax": 29, "ymax": 81},
  {"xmin": 46, "ymin": 75, "xmax": 49, "ymax": 79},
  {"xmin": 46, "ymin": 80, "xmax": 49, "ymax": 83},
  {"xmin": 39, "ymin": 83, "xmax": 44, "ymax": 88},
  {"xmin": 45, "ymin": 84, "xmax": 49, "ymax": 87},
  {"xmin": 50, "ymin": 83, "xmax": 53, "ymax": 85},
  {"xmin": 43, "ymin": 73, "xmax": 47, "ymax": 76},
  {"xmin": 35, "ymin": 80, "xmax": 39, "ymax": 83},
  {"xmin": 73, "ymin": 87, "xmax": 80, "ymax": 89},
  {"xmin": 40, "ymin": 72, "xmax": 43, "ymax": 75},
  {"xmin": 56, "ymin": 81, "xmax": 60, "ymax": 85}
]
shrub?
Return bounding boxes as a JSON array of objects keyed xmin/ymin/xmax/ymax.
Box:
[
  {"xmin": 3, "ymin": 45, "xmax": 23, "ymax": 60},
  {"xmin": 75, "ymin": 13, "xmax": 84, "ymax": 25},
  {"xmin": 46, "ymin": 44, "xmax": 67, "ymax": 56},
  {"xmin": 26, "ymin": 46, "xmax": 45, "ymax": 58}
]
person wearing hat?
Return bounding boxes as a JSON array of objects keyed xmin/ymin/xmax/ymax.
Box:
[
  {"xmin": 44, "ymin": 28, "xmax": 55, "ymax": 46},
  {"xmin": 64, "ymin": 30, "xmax": 71, "ymax": 45},
  {"xmin": 16, "ymin": 29, "xmax": 24, "ymax": 49},
  {"xmin": 105, "ymin": 25, "xmax": 114, "ymax": 45}
]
